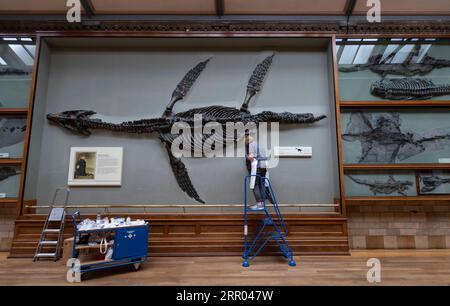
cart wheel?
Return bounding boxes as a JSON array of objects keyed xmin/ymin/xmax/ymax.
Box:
[{"xmin": 132, "ymin": 263, "xmax": 141, "ymax": 271}]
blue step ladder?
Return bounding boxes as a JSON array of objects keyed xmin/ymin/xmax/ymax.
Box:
[{"xmin": 242, "ymin": 174, "xmax": 296, "ymax": 267}]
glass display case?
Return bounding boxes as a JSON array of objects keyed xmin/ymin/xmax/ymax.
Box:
[
  {"xmin": 417, "ymin": 171, "xmax": 450, "ymax": 195},
  {"xmin": 0, "ymin": 115, "xmax": 26, "ymax": 159},
  {"xmin": 344, "ymin": 172, "xmax": 417, "ymax": 197},
  {"xmin": 0, "ymin": 165, "xmax": 21, "ymax": 199},
  {"xmin": 0, "ymin": 37, "xmax": 35, "ymax": 108},
  {"xmin": 336, "ymin": 38, "xmax": 450, "ymax": 102},
  {"xmin": 341, "ymin": 108, "xmax": 450, "ymax": 164},
  {"xmin": 23, "ymin": 36, "xmax": 341, "ymax": 214}
]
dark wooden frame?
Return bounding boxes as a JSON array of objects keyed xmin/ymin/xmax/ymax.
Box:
[
  {"xmin": 0, "ymin": 33, "xmax": 38, "ymax": 213},
  {"xmin": 17, "ymin": 31, "xmax": 347, "ymax": 217}
]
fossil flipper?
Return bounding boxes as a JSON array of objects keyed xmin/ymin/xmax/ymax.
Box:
[
  {"xmin": 163, "ymin": 58, "xmax": 211, "ymax": 117},
  {"xmin": 160, "ymin": 133, "xmax": 205, "ymax": 204},
  {"xmin": 240, "ymin": 53, "xmax": 275, "ymax": 112}
]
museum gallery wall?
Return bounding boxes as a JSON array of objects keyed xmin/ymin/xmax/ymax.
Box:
[
  {"xmin": 6, "ymin": 35, "xmax": 450, "ymax": 255},
  {"xmin": 23, "ymin": 37, "xmax": 340, "ymax": 214}
]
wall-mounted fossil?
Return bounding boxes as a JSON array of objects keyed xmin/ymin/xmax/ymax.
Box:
[
  {"xmin": 342, "ymin": 112, "xmax": 450, "ymax": 163},
  {"xmin": 0, "ymin": 68, "xmax": 32, "ymax": 76},
  {"xmin": 347, "ymin": 175, "xmax": 413, "ymax": 196},
  {"xmin": 47, "ymin": 54, "xmax": 326, "ymax": 203},
  {"xmin": 0, "ymin": 166, "xmax": 20, "ymax": 182},
  {"xmin": 0, "ymin": 117, "xmax": 27, "ymax": 149},
  {"xmin": 419, "ymin": 175, "xmax": 450, "ymax": 193},
  {"xmin": 371, "ymin": 78, "xmax": 450, "ymax": 100},
  {"xmin": 339, "ymin": 45, "xmax": 450, "ymax": 77}
]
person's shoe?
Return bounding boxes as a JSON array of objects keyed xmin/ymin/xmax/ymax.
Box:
[{"xmin": 249, "ymin": 203, "xmax": 264, "ymax": 211}]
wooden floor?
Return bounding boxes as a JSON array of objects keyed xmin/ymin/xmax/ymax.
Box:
[{"xmin": 1, "ymin": 250, "xmax": 450, "ymax": 285}]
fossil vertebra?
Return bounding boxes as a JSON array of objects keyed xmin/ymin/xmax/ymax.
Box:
[
  {"xmin": 339, "ymin": 45, "xmax": 450, "ymax": 77},
  {"xmin": 347, "ymin": 175, "xmax": 413, "ymax": 196},
  {"xmin": 371, "ymin": 78, "xmax": 450, "ymax": 100},
  {"xmin": 0, "ymin": 166, "xmax": 20, "ymax": 182},
  {"xmin": 419, "ymin": 175, "xmax": 450, "ymax": 193},
  {"xmin": 47, "ymin": 54, "xmax": 326, "ymax": 203},
  {"xmin": 342, "ymin": 112, "xmax": 450, "ymax": 163}
]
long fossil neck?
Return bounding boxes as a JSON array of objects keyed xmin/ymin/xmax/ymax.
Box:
[{"xmin": 78, "ymin": 116, "xmax": 172, "ymax": 134}]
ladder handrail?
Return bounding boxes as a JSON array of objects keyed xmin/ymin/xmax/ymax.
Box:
[{"xmin": 51, "ymin": 187, "xmax": 71, "ymax": 209}]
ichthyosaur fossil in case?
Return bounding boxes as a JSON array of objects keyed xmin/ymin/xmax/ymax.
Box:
[
  {"xmin": 371, "ymin": 78, "xmax": 450, "ymax": 100},
  {"xmin": 339, "ymin": 44, "xmax": 450, "ymax": 77},
  {"xmin": 0, "ymin": 67, "xmax": 32, "ymax": 76},
  {"xmin": 342, "ymin": 112, "xmax": 450, "ymax": 163},
  {"xmin": 419, "ymin": 175, "xmax": 450, "ymax": 193},
  {"xmin": 0, "ymin": 166, "xmax": 20, "ymax": 182},
  {"xmin": 0, "ymin": 116, "xmax": 27, "ymax": 149},
  {"xmin": 46, "ymin": 54, "xmax": 326, "ymax": 203},
  {"xmin": 347, "ymin": 175, "xmax": 414, "ymax": 196}
]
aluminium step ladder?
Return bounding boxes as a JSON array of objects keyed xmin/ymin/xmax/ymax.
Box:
[
  {"xmin": 33, "ymin": 187, "xmax": 70, "ymax": 261},
  {"xmin": 242, "ymin": 175, "xmax": 296, "ymax": 267}
]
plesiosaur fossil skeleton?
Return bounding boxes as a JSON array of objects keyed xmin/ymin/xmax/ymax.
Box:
[{"xmin": 47, "ymin": 54, "xmax": 326, "ymax": 203}]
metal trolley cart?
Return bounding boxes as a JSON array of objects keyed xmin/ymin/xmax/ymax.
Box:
[
  {"xmin": 243, "ymin": 174, "xmax": 296, "ymax": 267},
  {"xmin": 70, "ymin": 211, "xmax": 148, "ymax": 278}
]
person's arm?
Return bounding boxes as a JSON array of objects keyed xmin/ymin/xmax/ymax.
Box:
[{"xmin": 247, "ymin": 142, "xmax": 257, "ymax": 161}]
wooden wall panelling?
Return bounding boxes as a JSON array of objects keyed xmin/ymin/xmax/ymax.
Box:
[{"xmin": 9, "ymin": 214, "xmax": 349, "ymax": 258}]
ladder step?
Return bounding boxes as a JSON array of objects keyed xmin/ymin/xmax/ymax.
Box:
[
  {"xmin": 39, "ymin": 241, "xmax": 58, "ymax": 245},
  {"xmin": 35, "ymin": 253, "xmax": 56, "ymax": 257},
  {"xmin": 43, "ymin": 229, "xmax": 61, "ymax": 233}
]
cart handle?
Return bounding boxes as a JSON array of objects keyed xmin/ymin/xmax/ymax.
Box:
[{"xmin": 72, "ymin": 210, "xmax": 83, "ymax": 228}]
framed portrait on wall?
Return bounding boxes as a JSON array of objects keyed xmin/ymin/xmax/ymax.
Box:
[{"xmin": 67, "ymin": 147, "xmax": 123, "ymax": 186}]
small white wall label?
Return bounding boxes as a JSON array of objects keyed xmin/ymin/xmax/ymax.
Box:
[
  {"xmin": 0, "ymin": 153, "xmax": 10, "ymax": 158},
  {"xmin": 274, "ymin": 146, "xmax": 312, "ymax": 157}
]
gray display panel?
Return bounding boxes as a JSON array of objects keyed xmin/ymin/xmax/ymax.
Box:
[{"xmin": 25, "ymin": 37, "xmax": 340, "ymax": 213}]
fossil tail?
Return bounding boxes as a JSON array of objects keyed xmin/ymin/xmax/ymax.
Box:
[
  {"xmin": 0, "ymin": 166, "xmax": 21, "ymax": 182},
  {"xmin": 346, "ymin": 175, "xmax": 369, "ymax": 186},
  {"xmin": 338, "ymin": 65, "xmax": 369, "ymax": 73},
  {"xmin": 252, "ymin": 111, "xmax": 326, "ymax": 124}
]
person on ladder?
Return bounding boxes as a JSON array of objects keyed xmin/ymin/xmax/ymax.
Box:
[{"xmin": 245, "ymin": 132, "xmax": 273, "ymax": 210}]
